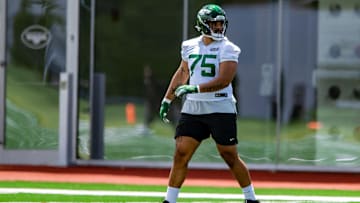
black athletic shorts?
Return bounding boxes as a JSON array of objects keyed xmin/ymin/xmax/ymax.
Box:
[{"xmin": 175, "ymin": 113, "xmax": 238, "ymax": 145}]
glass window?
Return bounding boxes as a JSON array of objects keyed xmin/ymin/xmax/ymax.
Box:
[
  {"xmin": 280, "ymin": 0, "xmax": 360, "ymax": 168},
  {"xmin": 75, "ymin": 0, "xmax": 360, "ymax": 170},
  {"xmin": 77, "ymin": 0, "xmax": 183, "ymax": 161},
  {"xmin": 5, "ymin": 0, "xmax": 66, "ymax": 149}
]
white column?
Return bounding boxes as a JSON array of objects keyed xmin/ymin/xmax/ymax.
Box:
[
  {"xmin": 58, "ymin": 72, "xmax": 72, "ymax": 166},
  {"xmin": 61, "ymin": 0, "xmax": 80, "ymax": 164}
]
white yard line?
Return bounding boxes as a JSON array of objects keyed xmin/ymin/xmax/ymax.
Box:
[{"xmin": 0, "ymin": 188, "xmax": 359, "ymax": 202}]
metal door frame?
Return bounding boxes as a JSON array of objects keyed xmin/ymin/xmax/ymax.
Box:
[
  {"xmin": 0, "ymin": 0, "xmax": 79, "ymax": 166},
  {"xmin": 0, "ymin": 0, "xmax": 6, "ymax": 147}
]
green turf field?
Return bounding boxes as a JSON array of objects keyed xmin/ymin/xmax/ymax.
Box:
[{"xmin": 0, "ymin": 181, "xmax": 359, "ymax": 202}]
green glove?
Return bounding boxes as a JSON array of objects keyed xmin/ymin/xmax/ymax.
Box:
[
  {"xmin": 175, "ymin": 85, "xmax": 199, "ymax": 97},
  {"xmin": 159, "ymin": 98, "xmax": 171, "ymax": 123}
]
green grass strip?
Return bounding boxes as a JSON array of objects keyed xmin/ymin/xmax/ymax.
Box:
[{"xmin": 0, "ymin": 181, "xmax": 359, "ymax": 197}]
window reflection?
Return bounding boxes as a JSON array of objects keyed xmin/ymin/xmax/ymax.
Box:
[
  {"xmin": 5, "ymin": 0, "xmax": 65, "ymax": 149},
  {"xmin": 73, "ymin": 0, "xmax": 360, "ymax": 169}
]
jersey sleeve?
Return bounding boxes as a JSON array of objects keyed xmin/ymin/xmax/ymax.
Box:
[
  {"xmin": 220, "ymin": 42, "xmax": 241, "ymax": 63},
  {"xmin": 181, "ymin": 41, "xmax": 189, "ymax": 61}
]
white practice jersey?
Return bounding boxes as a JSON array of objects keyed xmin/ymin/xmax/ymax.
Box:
[{"xmin": 181, "ymin": 36, "xmax": 241, "ymax": 114}]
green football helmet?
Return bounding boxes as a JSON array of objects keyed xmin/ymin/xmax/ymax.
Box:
[{"xmin": 195, "ymin": 4, "xmax": 228, "ymax": 41}]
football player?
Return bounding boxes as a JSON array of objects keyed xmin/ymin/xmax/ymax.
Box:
[{"xmin": 159, "ymin": 4, "xmax": 260, "ymax": 203}]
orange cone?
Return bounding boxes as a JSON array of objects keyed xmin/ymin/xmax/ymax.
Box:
[
  {"xmin": 307, "ymin": 121, "xmax": 322, "ymax": 130},
  {"xmin": 125, "ymin": 103, "xmax": 136, "ymax": 124}
]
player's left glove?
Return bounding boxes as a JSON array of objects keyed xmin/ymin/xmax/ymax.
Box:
[
  {"xmin": 175, "ymin": 85, "xmax": 200, "ymax": 97},
  {"xmin": 159, "ymin": 98, "xmax": 171, "ymax": 123}
]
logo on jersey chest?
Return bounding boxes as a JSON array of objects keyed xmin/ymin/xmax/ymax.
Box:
[{"xmin": 210, "ymin": 47, "xmax": 219, "ymax": 51}]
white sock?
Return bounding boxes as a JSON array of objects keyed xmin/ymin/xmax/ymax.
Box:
[
  {"xmin": 242, "ymin": 184, "xmax": 256, "ymax": 200},
  {"xmin": 165, "ymin": 186, "xmax": 180, "ymax": 203}
]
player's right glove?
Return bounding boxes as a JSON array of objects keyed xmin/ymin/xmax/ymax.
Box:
[
  {"xmin": 159, "ymin": 98, "xmax": 171, "ymax": 123},
  {"xmin": 175, "ymin": 85, "xmax": 200, "ymax": 97}
]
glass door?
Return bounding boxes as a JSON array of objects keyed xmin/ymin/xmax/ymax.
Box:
[{"xmin": 0, "ymin": 0, "xmax": 68, "ymax": 165}]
